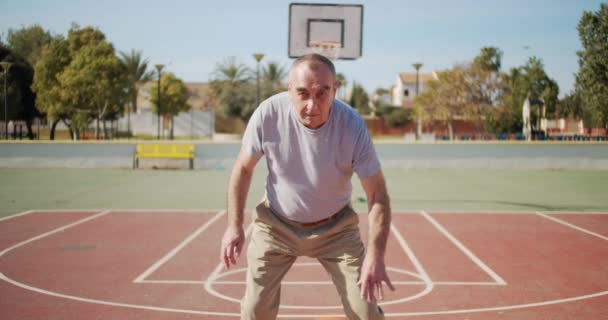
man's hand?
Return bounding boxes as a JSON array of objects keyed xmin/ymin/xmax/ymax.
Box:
[
  {"xmin": 358, "ymin": 253, "xmax": 395, "ymax": 303},
  {"xmin": 220, "ymin": 224, "xmax": 245, "ymax": 269}
]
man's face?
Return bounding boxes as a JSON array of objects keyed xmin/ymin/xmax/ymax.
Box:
[{"xmin": 287, "ymin": 63, "xmax": 339, "ymax": 129}]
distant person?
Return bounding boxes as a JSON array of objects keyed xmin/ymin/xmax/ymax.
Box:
[{"xmin": 220, "ymin": 54, "xmax": 393, "ymax": 320}]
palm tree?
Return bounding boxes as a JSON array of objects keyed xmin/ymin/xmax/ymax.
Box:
[
  {"xmin": 212, "ymin": 56, "xmax": 250, "ymax": 83},
  {"xmin": 210, "ymin": 57, "xmax": 254, "ymax": 123},
  {"xmin": 261, "ymin": 61, "xmax": 288, "ymax": 99},
  {"xmin": 119, "ymin": 49, "xmax": 153, "ymax": 135}
]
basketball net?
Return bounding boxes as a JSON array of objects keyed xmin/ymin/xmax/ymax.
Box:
[{"xmin": 309, "ymin": 41, "xmax": 342, "ymax": 61}]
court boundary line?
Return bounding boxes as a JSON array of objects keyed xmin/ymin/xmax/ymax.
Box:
[
  {"xmin": 536, "ymin": 212, "xmax": 608, "ymax": 241},
  {"xmin": 140, "ymin": 279, "xmax": 502, "ymax": 286},
  {"xmin": 0, "ymin": 210, "xmax": 34, "ymax": 222},
  {"xmin": 420, "ymin": 210, "xmax": 507, "ymax": 285},
  {"xmin": 0, "ymin": 210, "xmax": 111, "ymax": 257},
  {"xmin": 134, "ymin": 210, "xmax": 226, "ymax": 283},
  {"xmin": 31, "ymin": 208, "xmax": 226, "ymax": 213}
]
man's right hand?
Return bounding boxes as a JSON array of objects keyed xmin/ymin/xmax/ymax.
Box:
[{"xmin": 220, "ymin": 224, "xmax": 245, "ymax": 269}]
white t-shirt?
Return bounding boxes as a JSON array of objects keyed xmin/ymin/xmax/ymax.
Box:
[{"xmin": 242, "ymin": 92, "xmax": 380, "ymax": 223}]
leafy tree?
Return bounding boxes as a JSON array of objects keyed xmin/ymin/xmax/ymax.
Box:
[
  {"xmin": 473, "ymin": 47, "xmax": 502, "ymax": 72},
  {"xmin": 349, "ymin": 82, "xmax": 370, "ymax": 115},
  {"xmin": 209, "ymin": 57, "xmax": 256, "ymax": 123},
  {"xmin": 31, "ymin": 37, "xmax": 71, "ymax": 139},
  {"xmin": 59, "ymin": 40, "xmax": 127, "ymax": 139},
  {"xmin": 499, "ymin": 57, "xmax": 560, "ymax": 133},
  {"xmin": 3, "ymin": 25, "xmax": 55, "ymax": 139},
  {"xmin": 414, "ymin": 67, "xmax": 471, "ymax": 140},
  {"xmin": 385, "ymin": 107, "xmax": 411, "ymax": 127},
  {"xmin": 32, "ymin": 25, "xmax": 128, "ymax": 139},
  {"xmin": 336, "ymin": 72, "xmax": 348, "ymax": 100},
  {"xmin": 575, "ymin": 3, "xmax": 608, "ymax": 128},
  {"xmin": 148, "ymin": 72, "xmax": 190, "ymax": 139},
  {"xmin": 558, "ymin": 92, "xmax": 584, "ymax": 119},
  {"xmin": 260, "ymin": 61, "xmax": 287, "ymax": 99},
  {"xmin": 7, "ymin": 25, "xmax": 54, "ymax": 67},
  {"xmin": 119, "ymin": 49, "xmax": 153, "ymax": 135}
]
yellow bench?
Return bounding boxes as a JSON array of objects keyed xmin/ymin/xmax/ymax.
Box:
[{"xmin": 133, "ymin": 143, "xmax": 195, "ymax": 169}]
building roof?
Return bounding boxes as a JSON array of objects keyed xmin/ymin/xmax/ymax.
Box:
[{"xmin": 398, "ymin": 72, "xmax": 436, "ymax": 84}]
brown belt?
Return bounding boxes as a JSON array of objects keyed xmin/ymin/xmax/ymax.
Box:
[{"xmin": 294, "ymin": 210, "xmax": 342, "ymax": 228}]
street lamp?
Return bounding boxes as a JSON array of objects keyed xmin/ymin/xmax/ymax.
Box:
[
  {"xmin": 0, "ymin": 61, "xmax": 12, "ymax": 140},
  {"xmin": 412, "ymin": 62, "xmax": 423, "ymax": 140},
  {"xmin": 253, "ymin": 53, "xmax": 265, "ymax": 107},
  {"xmin": 154, "ymin": 64, "xmax": 164, "ymax": 140}
]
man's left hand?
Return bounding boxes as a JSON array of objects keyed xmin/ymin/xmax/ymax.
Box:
[{"xmin": 358, "ymin": 253, "xmax": 395, "ymax": 303}]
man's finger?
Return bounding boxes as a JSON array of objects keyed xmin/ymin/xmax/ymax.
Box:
[
  {"xmin": 377, "ymin": 282, "xmax": 384, "ymax": 300},
  {"xmin": 359, "ymin": 278, "xmax": 369, "ymax": 300},
  {"xmin": 235, "ymin": 241, "xmax": 243, "ymax": 258},
  {"xmin": 222, "ymin": 247, "xmax": 230, "ymax": 269},
  {"xmin": 385, "ymin": 276, "xmax": 396, "ymax": 291}
]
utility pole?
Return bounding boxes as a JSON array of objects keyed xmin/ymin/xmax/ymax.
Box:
[
  {"xmin": 253, "ymin": 53, "xmax": 265, "ymax": 107},
  {"xmin": 412, "ymin": 62, "xmax": 423, "ymax": 140},
  {"xmin": 0, "ymin": 61, "xmax": 12, "ymax": 140},
  {"xmin": 154, "ymin": 64, "xmax": 164, "ymax": 140}
]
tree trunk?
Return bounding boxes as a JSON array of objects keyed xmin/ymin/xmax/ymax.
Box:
[
  {"xmin": 61, "ymin": 119, "xmax": 75, "ymax": 140},
  {"xmin": 127, "ymin": 103, "xmax": 131, "ymax": 136},
  {"xmin": 102, "ymin": 119, "xmax": 108, "ymax": 139},
  {"xmin": 95, "ymin": 117, "xmax": 100, "ymax": 140},
  {"xmin": 50, "ymin": 118, "xmax": 60, "ymax": 140},
  {"xmin": 448, "ymin": 120, "xmax": 454, "ymax": 141},
  {"xmin": 25, "ymin": 118, "xmax": 34, "ymax": 140},
  {"xmin": 170, "ymin": 116, "xmax": 174, "ymax": 140}
]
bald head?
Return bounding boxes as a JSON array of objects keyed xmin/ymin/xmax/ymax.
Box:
[{"xmin": 289, "ymin": 54, "xmax": 336, "ymax": 82}]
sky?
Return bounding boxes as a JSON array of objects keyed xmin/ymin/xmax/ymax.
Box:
[{"xmin": 1, "ymin": 0, "xmax": 604, "ymax": 98}]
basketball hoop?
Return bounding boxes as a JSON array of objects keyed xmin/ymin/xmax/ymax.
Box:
[{"xmin": 309, "ymin": 40, "xmax": 342, "ymax": 61}]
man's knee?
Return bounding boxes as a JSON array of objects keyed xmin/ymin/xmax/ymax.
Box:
[{"xmin": 241, "ymin": 295, "xmax": 279, "ymax": 320}]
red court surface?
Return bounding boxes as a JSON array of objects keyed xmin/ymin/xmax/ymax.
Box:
[{"xmin": 0, "ymin": 209, "xmax": 607, "ymax": 319}]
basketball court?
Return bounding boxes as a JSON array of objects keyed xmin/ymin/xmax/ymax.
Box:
[{"xmin": 0, "ymin": 209, "xmax": 606, "ymax": 319}]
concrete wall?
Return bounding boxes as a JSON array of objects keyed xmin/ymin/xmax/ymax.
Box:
[{"xmin": 1, "ymin": 141, "xmax": 607, "ymax": 170}]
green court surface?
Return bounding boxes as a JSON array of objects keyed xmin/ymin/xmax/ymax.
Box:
[{"xmin": 2, "ymin": 167, "xmax": 607, "ymax": 218}]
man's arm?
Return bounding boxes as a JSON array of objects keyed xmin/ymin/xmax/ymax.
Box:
[
  {"xmin": 357, "ymin": 169, "xmax": 395, "ymax": 302},
  {"xmin": 220, "ymin": 147, "xmax": 260, "ymax": 269}
]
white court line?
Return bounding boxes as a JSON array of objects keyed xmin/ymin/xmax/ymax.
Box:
[
  {"xmin": 203, "ymin": 222, "xmax": 255, "ymax": 303},
  {"xmin": 0, "ymin": 210, "xmax": 35, "ymax": 222},
  {"xmin": 389, "ymin": 224, "xmax": 432, "ymax": 283},
  {"xmin": 133, "ymin": 210, "xmax": 225, "ymax": 283},
  {"xmin": 536, "ymin": 212, "xmax": 608, "ymax": 241},
  {"xmin": 0, "ymin": 210, "xmax": 111, "ymax": 257},
  {"xmin": 142, "ymin": 279, "xmax": 499, "ymax": 286},
  {"xmin": 0, "ymin": 272, "xmax": 240, "ymax": 317},
  {"xmin": 32, "ymin": 208, "xmax": 225, "ymax": 213},
  {"xmin": 420, "ymin": 210, "xmax": 507, "ymax": 285}
]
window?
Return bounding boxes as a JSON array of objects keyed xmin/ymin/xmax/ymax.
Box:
[{"xmin": 404, "ymin": 89, "xmax": 409, "ymax": 97}]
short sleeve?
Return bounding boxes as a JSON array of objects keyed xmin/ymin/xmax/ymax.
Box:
[
  {"xmin": 241, "ymin": 107, "xmax": 264, "ymax": 158},
  {"xmin": 353, "ymin": 121, "xmax": 380, "ymax": 177}
]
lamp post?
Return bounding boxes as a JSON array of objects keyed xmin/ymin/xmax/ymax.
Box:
[
  {"xmin": 0, "ymin": 62, "xmax": 12, "ymax": 140},
  {"xmin": 253, "ymin": 53, "xmax": 265, "ymax": 107},
  {"xmin": 412, "ymin": 62, "xmax": 423, "ymax": 140},
  {"xmin": 154, "ymin": 64, "xmax": 164, "ymax": 140}
]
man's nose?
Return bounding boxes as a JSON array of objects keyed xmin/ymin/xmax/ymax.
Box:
[{"xmin": 306, "ymin": 98, "xmax": 319, "ymax": 111}]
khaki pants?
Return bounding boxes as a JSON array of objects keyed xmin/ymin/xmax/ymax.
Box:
[{"xmin": 241, "ymin": 200, "xmax": 384, "ymax": 320}]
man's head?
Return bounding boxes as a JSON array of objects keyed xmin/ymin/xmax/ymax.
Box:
[{"xmin": 288, "ymin": 54, "xmax": 339, "ymax": 129}]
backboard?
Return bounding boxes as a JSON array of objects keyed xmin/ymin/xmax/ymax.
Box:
[{"xmin": 288, "ymin": 3, "xmax": 363, "ymax": 60}]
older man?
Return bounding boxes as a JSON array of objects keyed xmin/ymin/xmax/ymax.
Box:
[{"xmin": 220, "ymin": 54, "xmax": 393, "ymax": 320}]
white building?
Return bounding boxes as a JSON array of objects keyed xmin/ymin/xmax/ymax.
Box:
[{"xmin": 391, "ymin": 72, "xmax": 437, "ymax": 108}]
